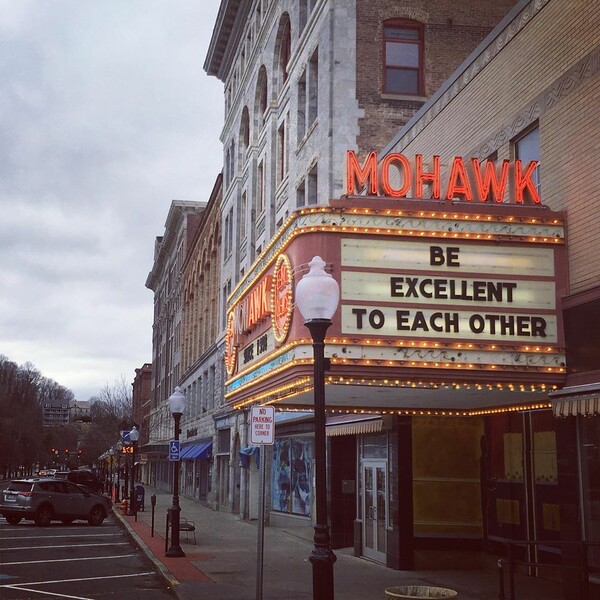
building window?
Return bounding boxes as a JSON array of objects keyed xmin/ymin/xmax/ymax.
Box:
[
  {"xmin": 238, "ymin": 191, "xmax": 247, "ymax": 241},
  {"xmin": 297, "ymin": 69, "xmax": 306, "ymax": 142},
  {"xmin": 299, "ymin": 0, "xmax": 307, "ymax": 33},
  {"xmin": 272, "ymin": 436, "xmax": 312, "ymax": 516},
  {"xmin": 257, "ymin": 160, "xmax": 265, "ymax": 214},
  {"xmin": 277, "ymin": 14, "xmax": 291, "ymax": 87},
  {"xmin": 308, "ymin": 49, "xmax": 318, "ymax": 126},
  {"xmin": 383, "ymin": 20, "xmax": 423, "ymax": 95},
  {"xmin": 240, "ymin": 106, "xmax": 250, "ymax": 153},
  {"xmin": 218, "ymin": 428, "xmax": 231, "ymax": 453},
  {"xmin": 224, "ymin": 209, "xmax": 233, "ymax": 257},
  {"xmin": 277, "ymin": 119, "xmax": 288, "ymax": 183},
  {"xmin": 256, "ymin": 66, "xmax": 268, "ymax": 131},
  {"xmin": 296, "ymin": 179, "xmax": 305, "ymax": 207},
  {"xmin": 514, "ymin": 125, "xmax": 541, "ymax": 203},
  {"xmin": 307, "ymin": 164, "xmax": 317, "ymax": 204}
]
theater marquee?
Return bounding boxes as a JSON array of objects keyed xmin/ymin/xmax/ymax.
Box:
[{"xmin": 224, "ymin": 151, "xmax": 566, "ymax": 412}]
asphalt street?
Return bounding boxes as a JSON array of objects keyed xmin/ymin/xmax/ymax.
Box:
[{"xmin": 0, "ymin": 514, "xmax": 176, "ymax": 599}]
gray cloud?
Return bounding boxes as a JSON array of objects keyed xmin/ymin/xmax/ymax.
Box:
[{"xmin": 0, "ymin": 0, "xmax": 223, "ymax": 399}]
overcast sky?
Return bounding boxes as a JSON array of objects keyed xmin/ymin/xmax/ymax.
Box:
[{"xmin": 1, "ymin": 0, "xmax": 223, "ymax": 400}]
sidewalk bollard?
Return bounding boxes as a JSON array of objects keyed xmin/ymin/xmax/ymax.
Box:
[{"xmin": 151, "ymin": 494, "xmax": 156, "ymax": 538}]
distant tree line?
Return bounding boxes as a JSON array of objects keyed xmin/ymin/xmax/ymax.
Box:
[{"xmin": 0, "ymin": 355, "xmax": 132, "ymax": 479}]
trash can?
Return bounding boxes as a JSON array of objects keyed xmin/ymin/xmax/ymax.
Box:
[
  {"xmin": 384, "ymin": 586, "xmax": 457, "ymax": 599},
  {"xmin": 135, "ymin": 485, "xmax": 145, "ymax": 511}
]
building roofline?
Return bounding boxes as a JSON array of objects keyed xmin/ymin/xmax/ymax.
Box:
[{"xmin": 203, "ymin": 0, "xmax": 252, "ymax": 81}]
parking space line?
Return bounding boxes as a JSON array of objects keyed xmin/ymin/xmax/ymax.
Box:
[
  {"xmin": 1, "ymin": 533, "xmax": 122, "ymax": 541},
  {"xmin": 3, "ymin": 542, "xmax": 130, "ymax": 551},
  {"xmin": 2, "ymin": 585, "xmax": 93, "ymax": 599},
  {"xmin": 0, "ymin": 553, "xmax": 137, "ymax": 566},
  {"xmin": 2, "ymin": 571, "xmax": 156, "ymax": 600}
]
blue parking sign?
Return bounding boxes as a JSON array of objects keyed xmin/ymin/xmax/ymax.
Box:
[{"xmin": 168, "ymin": 440, "xmax": 180, "ymax": 461}]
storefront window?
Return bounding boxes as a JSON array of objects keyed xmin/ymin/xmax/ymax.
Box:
[
  {"xmin": 362, "ymin": 432, "xmax": 388, "ymax": 459},
  {"xmin": 271, "ymin": 436, "xmax": 312, "ymax": 516}
]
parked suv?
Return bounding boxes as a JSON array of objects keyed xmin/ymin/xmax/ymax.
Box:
[{"xmin": 0, "ymin": 478, "xmax": 112, "ymax": 526}]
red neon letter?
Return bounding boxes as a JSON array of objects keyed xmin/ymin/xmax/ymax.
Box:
[
  {"xmin": 445, "ymin": 157, "xmax": 473, "ymax": 201},
  {"xmin": 381, "ymin": 153, "xmax": 411, "ymax": 197},
  {"xmin": 471, "ymin": 159, "xmax": 509, "ymax": 203},
  {"xmin": 346, "ymin": 150, "xmax": 378, "ymax": 195},
  {"xmin": 515, "ymin": 160, "xmax": 541, "ymax": 204},
  {"xmin": 415, "ymin": 154, "xmax": 441, "ymax": 199}
]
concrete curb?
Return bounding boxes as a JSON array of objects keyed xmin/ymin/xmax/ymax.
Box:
[{"xmin": 111, "ymin": 504, "xmax": 181, "ymax": 594}]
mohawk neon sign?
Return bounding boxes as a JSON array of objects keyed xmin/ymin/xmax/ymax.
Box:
[{"xmin": 346, "ymin": 151, "xmax": 540, "ymax": 204}]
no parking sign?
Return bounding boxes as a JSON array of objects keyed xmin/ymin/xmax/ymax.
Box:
[{"xmin": 250, "ymin": 406, "xmax": 274, "ymax": 445}]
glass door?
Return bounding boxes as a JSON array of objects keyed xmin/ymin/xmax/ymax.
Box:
[{"xmin": 362, "ymin": 460, "xmax": 387, "ymax": 563}]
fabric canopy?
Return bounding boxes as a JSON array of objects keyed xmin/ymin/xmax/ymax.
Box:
[
  {"xmin": 325, "ymin": 414, "xmax": 383, "ymax": 437},
  {"xmin": 549, "ymin": 384, "xmax": 600, "ymax": 417},
  {"xmin": 180, "ymin": 442, "xmax": 212, "ymax": 460}
]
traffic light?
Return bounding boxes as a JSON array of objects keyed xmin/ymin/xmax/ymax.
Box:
[{"xmin": 65, "ymin": 449, "xmax": 69, "ymax": 455}]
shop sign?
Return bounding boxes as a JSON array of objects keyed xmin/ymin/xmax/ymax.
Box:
[
  {"xmin": 341, "ymin": 238, "xmax": 559, "ymax": 343},
  {"xmin": 272, "ymin": 254, "xmax": 294, "ymax": 343},
  {"xmin": 225, "ymin": 253, "xmax": 295, "ymax": 378},
  {"xmin": 346, "ymin": 150, "xmax": 540, "ymax": 204},
  {"xmin": 250, "ymin": 405, "xmax": 275, "ymax": 445}
]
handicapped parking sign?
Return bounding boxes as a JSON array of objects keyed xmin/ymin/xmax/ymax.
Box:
[{"xmin": 168, "ymin": 440, "xmax": 180, "ymax": 461}]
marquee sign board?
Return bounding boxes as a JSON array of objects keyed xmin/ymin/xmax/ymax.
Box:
[{"xmin": 341, "ymin": 237, "xmax": 559, "ymax": 344}]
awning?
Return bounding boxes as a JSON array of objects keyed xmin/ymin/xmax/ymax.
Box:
[
  {"xmin": 326, "ymin": 414, "xmax": 383, "ymax": 437},
  {"xmin": 138, "ymin": 443, "xmax": 169, "ymax": 455},
  {"xmin": 180, "ymin": 442, "xmax": 212, "ymax": 460},
  {"xmin": 549, "ymin": 384, "xmax": 600, "ymax": 417}
]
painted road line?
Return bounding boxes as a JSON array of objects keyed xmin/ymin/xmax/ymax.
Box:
[
  {"xmin": 2, "ymin": 586, "xmax": 93, "ymax": 599},
  {"xmin": 2, "ymin": 542, "xmax": 129, "ymax": 551},
  {"xmin": 0, "ymin": 553, "xmax": 137, "ymax": 566},
  {"xmin": 2, "ymin": 571, "xmax": 156, "ymax": 600},
  {"xmin": 1, "ymin": 533, "xmax": 122, "ymax": 541}
]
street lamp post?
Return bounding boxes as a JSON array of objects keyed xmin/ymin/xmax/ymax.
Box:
[
  {"xmin": 166, "ymin": 386, "xmax": 186, "ymax": 558},
  {"xmin": 108, "ymin": 448, "xmax": 114, "ymax": 498},
  {"xmin": 295, "ymin": 256, "xmax": 340, "ymax": 600},
  {"xmin": 128, "ymin": 426, "xmax": 140, "ymax": 517},
  {"xmin": 115, "ymin": 442, "xmax": 122, "ymax": 503}
]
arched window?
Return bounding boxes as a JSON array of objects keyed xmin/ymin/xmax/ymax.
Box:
[
  {"xmin": 383, "ymin": 19, "xmax": 424, "ymax": 95},
  {"xmin": 255, "ymin": 66, "xmax": 268, "ymax": 131},
  {"xmin": 240, "ymin": 106, "xmax": 250, "ymax": 155},
  {"xmin": 275, "ymin": 13, "xmax": 291, "ymax": 91}
]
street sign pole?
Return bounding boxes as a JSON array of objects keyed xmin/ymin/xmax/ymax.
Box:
[
  {"xmin": 251, "ymin": 405, "xmax": 274, "ymax": 600},
  {"xmin": 256, "ymin": 442, "xmax": 266, "ymax": 600}
]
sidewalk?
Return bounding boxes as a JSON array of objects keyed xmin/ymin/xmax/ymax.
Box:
[{"xmin": 113, "ymin": 485, "xmax": 562, "ymax": 600}]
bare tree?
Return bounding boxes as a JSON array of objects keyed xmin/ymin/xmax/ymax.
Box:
[{"xmin": 84, "ymin": 376, "xmax": 133, "ymax": 464}]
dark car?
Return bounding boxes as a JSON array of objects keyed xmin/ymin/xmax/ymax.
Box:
[
  {"xmin": 54, "ymin": 470, "xmax": 103, "ymax": 494},
  {"xmin": 0, "ymin": 477, "xmax": 112, "ymax": 526}
]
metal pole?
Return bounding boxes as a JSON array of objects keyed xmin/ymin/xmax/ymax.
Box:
[
  {"xmin": 115, "ymin": 454, "xmax": 121, "ymax": 503},
  {"xmin": 306, "ymin": 319, "xmax": 336, "ymax": 600},
  {"xmin": 109, "ymin": 457, "xmax": 113, "ymax": 497},
  {"xmin": 128, "ymin": 441, "xmax": 137, "ymax": 517},
  {"xmin": 166, "ymin": 412, "xmax": 185, "ymax": 557},
  {"xmin": 256, "ymin": 446, "xmax": 266, "ymax": 600}
]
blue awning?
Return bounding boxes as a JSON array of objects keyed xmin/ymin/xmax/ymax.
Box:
[{"xmin": 180, "ymin": 442, "xmax": 212, "ymax": 460}]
